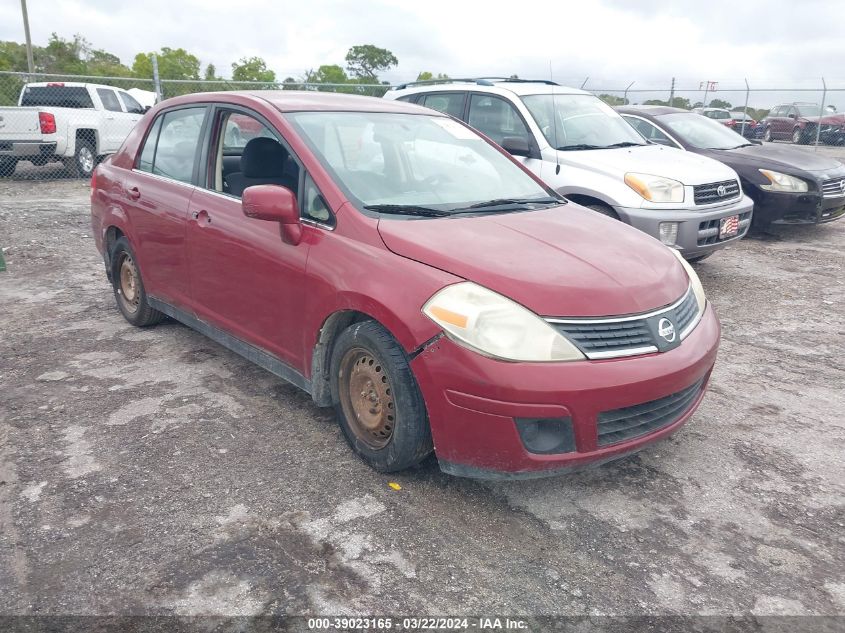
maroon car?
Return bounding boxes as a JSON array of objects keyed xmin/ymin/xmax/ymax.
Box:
[
  {"xmin": 762, "ymin": 103, "xmax": 845, "ymax": 145},
  {"xmin": 90, "ymin": 91, "xmax": 720, "ymax": 478}
]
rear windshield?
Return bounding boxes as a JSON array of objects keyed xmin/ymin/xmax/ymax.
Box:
[{"xmin": 20, "ymin": 86, "xmax": 94, "ymax": 109}]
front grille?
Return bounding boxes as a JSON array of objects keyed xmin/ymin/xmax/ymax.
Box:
[
  {"xmin": 822, "ymin": 177, "xmax": 845, "ymax": 199},
  {"xmin": 697, "ymin": 211, "xmax": 752, "ymax": 246},
  {"xmin": 547, "ymin": 286, "xmax": 701, "ymax": 360},
  {"xmin": 693, "ymin": 180, "xmax": 741, "ymax": 205},
  {"xmin": 597, "ymin": 378, "xmax": 705, "ymax": 447}
]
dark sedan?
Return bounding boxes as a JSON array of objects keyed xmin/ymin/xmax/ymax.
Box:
[{"xmin": 617, "ymin": 106, "xmax": 845, "ymax": 229}]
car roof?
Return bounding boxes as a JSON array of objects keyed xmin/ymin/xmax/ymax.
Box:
[
  {"xmin": 24, "ymin": 82, "xmax": 127, "ymax": 91},
  {"xmin": 388, "ymin": 79, "xmax": 590, "ymax": 98},
  {"xmin": 616, "ymin": 105, "xmax": 689, "ymax": 117},
  {"xmin": 157, "ymin": 90, "xmax": 441, "ymax": 114}
]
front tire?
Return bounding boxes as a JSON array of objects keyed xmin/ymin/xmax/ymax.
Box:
[
  {"xmin": 330, "ymin": 321, "xmax": 433, "ymax": 472},
  {"xmin": 109, "ymin": 237, "xmax": 164, "ymax": 327},
  {"xmin": 763, "ymin": 127, "xmax": 772, "ymax": 142},
  {"xmin": 0, "ymin": 157, "xmax": 17, "ymax": 178},
  {"xmin": 64, "ymin": 139, "xmax": 96, "ymax": 178},
  {"xmin": 792, "ymin": 127, "xmax": 808, "ymax": 145}
]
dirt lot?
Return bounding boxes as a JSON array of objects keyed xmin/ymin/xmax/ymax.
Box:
[{"xmin": 0, "ymin": 171, "xmax": 844, "ymax": 622}]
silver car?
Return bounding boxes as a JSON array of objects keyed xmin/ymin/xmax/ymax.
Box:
[{"xmin": 385, "ymin": 79, "xmax": 753, "ymax": 260}]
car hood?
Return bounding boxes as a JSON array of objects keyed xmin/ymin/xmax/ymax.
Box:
[
  {"xmin": 801, "ymin": 113, "xmax": 845, "ymax": 125},
  {"xmin": 376, "ymin": 204, "xmax": 690, "ymax": 318},
  {"xmin": 695, "ymin": 143, "xmax": 845, "ymax": 178},
  {"xmin": 557, "ymin": 144, "xmax": 738, "ymax": 186}
]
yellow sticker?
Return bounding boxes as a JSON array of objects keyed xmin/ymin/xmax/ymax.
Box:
[{"xmin": 388, "ymin": 482, "xmax": 402, "ymax": 491}]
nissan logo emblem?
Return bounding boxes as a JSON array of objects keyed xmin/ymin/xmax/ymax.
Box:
[
  {"xmin": 716, "ymin": 184, "xmax": 727, "ymax": 197},
  {"xmin": 658, "ymin": 317, "xmax": 676, "ymax": 342}
]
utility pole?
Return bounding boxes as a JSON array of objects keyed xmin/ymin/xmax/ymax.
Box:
[
  {"xmin": 20, "ymin": 0, "xmax": 35, "ymax": 74},
  {"xmin": 669, "ymin": 77, "xmax": 675, "ymax": 107}
]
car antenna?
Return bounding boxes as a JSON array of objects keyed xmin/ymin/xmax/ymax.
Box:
[{"xmin": 550, "ymin": 61, "xmax": 561, "ymax": 175}]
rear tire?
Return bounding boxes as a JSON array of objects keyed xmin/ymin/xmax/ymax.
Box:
[
  {"xmin": 109, "ymin": 237, "xmax": 164, "ymax": 327},
  {"xmin": 330, "ymin": 321, "xmax": 433, "ymax": 472},
  {"xmin": 0, "ymin": 157, "xmax": 17, "ymax": 178},
  {"xmin": 64, "ymin": 139, "xmax": 96, "ymax": 178}
]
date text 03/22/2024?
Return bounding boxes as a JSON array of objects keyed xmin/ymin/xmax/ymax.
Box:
[{"xmin": 306, "ymin": 617, "xmax": 529, "ymax": 630}]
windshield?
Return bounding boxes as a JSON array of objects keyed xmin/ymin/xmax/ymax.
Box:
[
  {"xmin": 286, "ymin": 112, "xmax": 556, "ymax": 214},
  {"xmin": 521, "ymin": 93, "xmax": 645, "ymax": 150},
  {"xmin": 794, "ymin": 104, "xmax": 821, "ymax": 117},
  {"xmin": 659, "ymin": 113, "xmax": 750, "ymax": 149}
]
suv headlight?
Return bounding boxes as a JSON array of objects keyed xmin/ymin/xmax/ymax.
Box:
[
  {"xmin": 670, "ymin": 249, "xmax": 706, "ymax": 315},
  {"xmin": 625, "ymin": 173, "xmax": 685, "ymax": 203},
  {"xmin": 759, "ymin": 169, "xmax": 808, "ymax": 192},
  {"xmin": 422, "ymin": 282, "xmax": 585, "ymax": 362}
]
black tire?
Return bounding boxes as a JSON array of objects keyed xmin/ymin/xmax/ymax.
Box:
[
  {"xmin": 584, "ymin": 203, "xmax": 620, "ymax": 220},
  {"xmin": 792, "ymin": 127, "xmax": 808, "ymax": 145},
  {"xmin": 329, "ymin": 321, "xmax": 433, "ymax": 472},
  {"xmin": 0, "ymin": 157, "xmax": 17, "ymax": 178},
  {"xmin": 64, "ymin": 139, "xmax": 96, "ymax": 178},
  {"xmin": 109, "ymin": 237, "xmax": 164, "ymax": 327},
  {"xmin": 763, "ymin": 127, "xmax": 772, "ymax": 142}
]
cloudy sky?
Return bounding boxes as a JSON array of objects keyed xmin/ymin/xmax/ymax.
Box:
[{"xmin": 2, "ymin": 0, "xmax": 844, "ymax": 101}]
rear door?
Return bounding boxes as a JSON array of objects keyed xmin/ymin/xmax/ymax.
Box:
[
  {"xmin": 116, "ymin": 90, "xmax": 145, "ymax": 140},
  {"xmin": 185, "ymin": 106, "xmax": 312, "ymax": 369},
  {"xmin": 95, "ymin": 87, "xmax": 127, "ymax": 152},
  {"xmin": 119, "ymin": 105, "xmax": 208, "ymax": 307}
]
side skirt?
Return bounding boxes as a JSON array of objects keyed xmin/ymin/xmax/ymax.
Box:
[{"xmin": 148, "ymin": 297, "xmax": 312, "ymax": 395}]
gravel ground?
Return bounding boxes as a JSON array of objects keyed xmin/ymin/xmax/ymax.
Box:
[{"xmin": 0, "ymin": 171, "xmax": 844, "ymax": 623}]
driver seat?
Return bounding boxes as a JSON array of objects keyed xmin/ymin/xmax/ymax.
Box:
[{"xmin": 225, "ymin": 137, "xmax": 297, "ymax": 197}]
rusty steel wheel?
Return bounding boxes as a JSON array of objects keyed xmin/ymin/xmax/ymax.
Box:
[
  {"xmin": 118, "ymin": 253, "xmax": 141, "ymax": 314},
  {"xmin": 338, "ymin": 347, "xmax": 396, "ymax": 449}
]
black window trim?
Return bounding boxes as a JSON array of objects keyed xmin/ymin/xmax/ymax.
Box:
[
  {"xmin": 416, "ymin": 91, "xmax": 468, "ymax": 119},
  {"xmin": 465, "ymin": 91, "xmax": 541, "ymax": 159},
  {"xmin": 133, "ymin": 103, "xmax": 211, "ymax": 186},
  {"xmin": 621, "ymin": 114, "xmax": 684, "ymax": 150},
  {"xmin": 96, "ymin": 87, "xmax": 124, "ymax": 113},
  {"xmin": 198, "ymin": 103, "xmax": 335, "ymax": 229}
]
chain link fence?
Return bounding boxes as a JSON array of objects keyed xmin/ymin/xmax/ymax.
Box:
[
  {"xmin": 0, "ymin": 71, "xmax": 389, "ymax": 180},
  {"xmin": 2, "ymin": 71, "xmax": 844, "ymax": 180}
]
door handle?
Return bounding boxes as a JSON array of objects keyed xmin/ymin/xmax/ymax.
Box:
[
  {"xmin": 191, "ymin": 209, "xmax": 211, "ymax": 224},
  {"xmin": 127, "ymin": 186, "xmax": 141, "ymax": 200}
]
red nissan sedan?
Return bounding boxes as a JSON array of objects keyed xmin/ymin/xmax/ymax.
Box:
[{"xmin": 90, "ymin": 91, "xmax": 720, "ymax": 478}]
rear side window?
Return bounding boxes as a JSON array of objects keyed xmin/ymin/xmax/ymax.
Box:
[
  {"xmin": 97, "ymin": 88, "xmax": 123, "ymax": 113},
  {"xmin": 20, "ymin": 86, "xmax": 94, "ymax": 108},
  {"xmin": 420, "ymin": 93, "xmax": 465, "ymax": 118},
  {"xmin": 467, "ymin": 94, "xmax": 530, "ymax": 145},
  {"xmin": 136, "ymin": 107, "xmax": 206, "ymax": 183}
]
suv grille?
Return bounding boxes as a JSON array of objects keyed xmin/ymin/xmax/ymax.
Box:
[
  {"xmin": 597, "ymin": 378, "xmax": 705, "ymax": 446},
  {"xmin": 697, "ymin": 211, "xmax": 752, "ymax": 246},
  {"xmin": 693, "ymin": 180, "xmax": 740, "ymax": 205},
  {"xmin": 822, "ymin": 177, "xmax": 845, "ymax": 198},
  {"xmin": 547, "ymin": 287, "xmax": 701, "ymax": 360}
]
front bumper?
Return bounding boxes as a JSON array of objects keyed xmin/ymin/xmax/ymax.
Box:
[
  {"xmin": 410, "ymin": 304, "xmax": 720, "ymax": 479},
  {"xmin": 752, "ymin": 189, "xmax": 845, "ymax": 225},
  {"xmin": 614, "ymin": 195, "xmax": 754, "ymax": 259}
]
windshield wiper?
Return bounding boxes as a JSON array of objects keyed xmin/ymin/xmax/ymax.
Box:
[
  {"xmin": 556, "ymin": 144, "xmax": 605, "ymax": 151},
  {"xmin": 602, "ymin": 141, "xmax": 647, "ymax": 148},
  {"xmin": 363, "ymin": 204, "xmax": 450, "ymax": 217},
  {"xmin": 456, "ymin": 197, "xmax": 562, "ymax": 211}
]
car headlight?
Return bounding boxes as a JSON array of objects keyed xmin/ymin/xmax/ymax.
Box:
[
  {"xmin": 759, "ymin": 169, "xmax": 808, "ymax": 192},
  {"xmin": 422, "ymin": 282, "xmax": 585, "ymax": 362},
  {"xmin": 670, "ymin": 249, "xmax": 706, "ymax": 316},
  {"xmin": 625, "ymin": 172, "xmax": 685, "ymax": 203}
]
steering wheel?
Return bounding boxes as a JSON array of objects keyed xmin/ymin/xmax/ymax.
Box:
[{"xmin": 421, "ymin": 173, "xmax": 451, "ymax": 188}]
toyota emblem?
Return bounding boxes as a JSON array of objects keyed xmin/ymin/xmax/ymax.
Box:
[
  {"xmin": 658, "ymin": 318, "xmax": 676, "ymax": 342},
  {"xmin": 716, "ymin": 184, "xmax": 727, "ymax": 197}
]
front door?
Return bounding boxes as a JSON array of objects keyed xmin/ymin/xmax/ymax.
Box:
[{"xmin": 185, "ymin": 107, "xmax": 310, "ymax": 369}]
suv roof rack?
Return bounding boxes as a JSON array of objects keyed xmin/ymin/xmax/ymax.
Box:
[{"xmin": 392, "ymin": 77, "xmax": 559, "ymax": 90}]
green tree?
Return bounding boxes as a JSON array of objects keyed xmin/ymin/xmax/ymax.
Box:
[
  {"xmin": 132, "ymin": 47, "xmax": 200, "ymax": 80},
  {"xmin": 0, "ymin": 41, "xmax": 30, "ymax": 72},
  {"xmin": 305, "ymin": 64, "xmax": 349, "ymax": 85},
  {"xmin": 36, "ymin": 33, "xmax": 88, "ymax": 74},
  {"xmin": 709, "ymin": 98, "xmax": 732, "ymax": 109},
  {"xmin": 669, "ymin": 96, "xmax": 691, "ymax": 109},
  {"xmin": 416, "ymin": 71, "xmax": 449, "ymax": 81},
  {"xmin": 203, "ymin": 63, "xmax": 219, "ymax": 80},
  {"xmin": 599, "ymin": 93, "xmax": 627, "ymax": 106},
  {"xmin": 231, "ymin": 56, "xmax": 276, "ymax": 83},
  {"xmin": 86, "ymin": 49, "xmax": 131, "ymax": 77},
  {"xmin": 281, "ymin": 76, "xmax": 300, "ymax": 90},
  {"xmin": 344, "ymin": 45, "xmax": 397, "ymax": 83}
]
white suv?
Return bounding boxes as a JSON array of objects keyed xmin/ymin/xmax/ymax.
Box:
[{"xmin": 385, "ymin": 79, "xmax": 753, "ymax": 260}]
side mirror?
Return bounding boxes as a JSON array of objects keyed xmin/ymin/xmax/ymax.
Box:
[
  {"xmin": 501, "ymin": 136, "xmax": 531, "ymax": 157},
  {"xmin": 242, "ymin": 185, "xmax": 302, "ymax": 245},
  {"xmin": 142, "ymin": 106, "xmax": 151, "ymax": 113},
  {"xmin": 788, "ymin": 113, "xmax": 797, "ymax": 119}
]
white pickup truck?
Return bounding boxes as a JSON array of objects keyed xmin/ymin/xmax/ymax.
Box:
[{"xmin": 0, "ymin": 82, "xmax": 146, "ymax": 178}]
